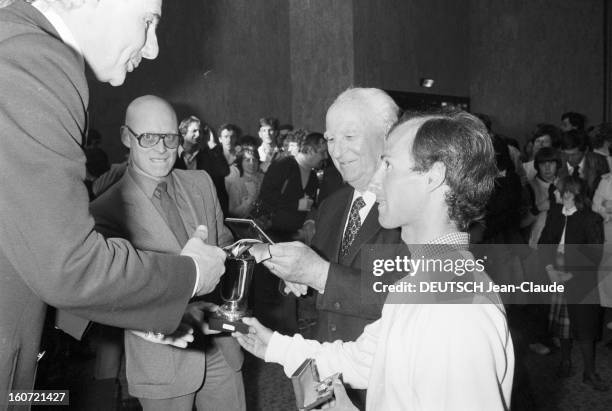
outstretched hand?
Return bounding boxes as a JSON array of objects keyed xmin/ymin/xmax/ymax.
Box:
[
  {"xmin": 130, "ymin": 323, "xmax": 194, "ymax": 349},
  {"xmin": 263, "ymin": 242, "xmax": 329, "ymax": 292},
  {"xmin": 232, "ymin": 317, "xmax": 273, "ymax": 360}
]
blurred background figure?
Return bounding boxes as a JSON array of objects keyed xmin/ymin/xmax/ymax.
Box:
[
  {"xmin": 225, "ymin": 148, "xmax": 264, "ymax": 218},
  {"xmin": 176, "ymin": 115, "xmax": 231, "ymax": 215},
  {"xmin": 257, "ymin": 117, "xmax": 280, "ymax": 173},
  {"xmin": 561, "ymin": 111, "xmax": 587, "ymax": 132},
  {"xmin": 539, "ymin": 176, "xmax": 607, "ymax": 391},
  {"xmin": 218, "ymin": 123, "xmax": 242, "ymax": 167}
]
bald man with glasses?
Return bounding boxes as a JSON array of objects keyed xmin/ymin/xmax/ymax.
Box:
[{"xmin": 82, "ymin": 95, "xmax": 245, "ymax": 410}]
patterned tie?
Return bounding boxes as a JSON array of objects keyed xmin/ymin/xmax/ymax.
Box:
[
  {"xmin": 340, "ymin": 196, "xmax": 366, "ymax": 257},
  {"xmin": 154, "ymin": 182, "xmax": 189, "ymax": 246}
]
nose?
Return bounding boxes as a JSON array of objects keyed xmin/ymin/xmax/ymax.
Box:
[
  {"xmin": 152, "ymin": 138, "xmax": 167, "ymax": 152},
  {"xmin": 141, "ymin": 25, "xmax": 159, "ymax": 60},
  {"xmin": 328, "ymin": 138, "xmax": 344, "ymax": 160}
]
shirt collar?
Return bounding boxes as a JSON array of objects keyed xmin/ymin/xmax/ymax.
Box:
[
  {"xmin": 178, "ymin": 145, "xmax": 199, "ymax": 159},
  {"xmin": 128, "ymin": 166, "xmax": 174, "ymax": 200},
  {"xmin": 31, "ymin": 0, "xmax": 83, "ymax": 56},
  {"xmin": 352, "ymin": 189, "xmax": 376, "ymax": 207},
  {"xmin": 567, "ymin": 155, "xmax": 585, "ymax": 174},
  {"xmin": 410, "ymin": 232, "xmax": 470, "ymax": 260},
  {"xmin": 562, "ymin": 205, "xmax": 577, "ymax": 216}
]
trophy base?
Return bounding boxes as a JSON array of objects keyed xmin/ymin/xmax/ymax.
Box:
[{"xmin": 209, "ymin": 310, "xmax": 250, "ymax": 333}]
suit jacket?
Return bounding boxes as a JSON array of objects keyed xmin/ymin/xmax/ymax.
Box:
[
  {"xmin": 311, "ymin": 185, "xmax": 406, "ymax": 342},
  {"xmin": 90, "ymin": 169, "xmax": 243, "ymax": 399},
  {"xmin": 0, "ymin": 3, "xmax": 194, "ymax": 405},
  {"xmin": 175, "ymin": 144, "xmax": 230, "ymax": 217},
  {"xmin": 258, "ymin": 156, "xmax": 319, "ymax": 236},
  {"xmin": 557, "ymin": 151, "xmax": 610, "ymax": 197}
]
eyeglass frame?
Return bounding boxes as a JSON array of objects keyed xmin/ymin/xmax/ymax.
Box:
[{"xmin": 123, "ymin": 125, "xmax": 183, "ymax": 149}]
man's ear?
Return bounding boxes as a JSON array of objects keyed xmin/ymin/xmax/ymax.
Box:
[
  {"xmin": 120, "ymin": 126, "xmax": 132, "ymax": 149},
  {"xmin": 427, "ymin": 161, "xmax": 446, "ymax": 191}
]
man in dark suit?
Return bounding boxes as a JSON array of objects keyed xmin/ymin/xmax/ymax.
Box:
[
  {"xmin": 0, "ymin": 2, "xmax": 226, "ymax": 406},
  {"xmin": 263, "ymin": 88, "xmax": 406, "ymax": 409},
  {"xmin": 91, "ymin": 95, "xmax": 244, "ymax": 410},
  {"xmin": 558, "ymin": 129, "xmax": 609, "ymax": 197},
  {"xmin": 253, "ymin": 132, "xmax": 327, "ymax": 333}
]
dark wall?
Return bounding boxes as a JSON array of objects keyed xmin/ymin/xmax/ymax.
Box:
[
  {"xmin": 470, "ymin": 0, "xmax": 604, "ymax": 141},
  {"xmin": 88, "ymin": 0, "xmax": 606, "ymax": 161},
  {"xmin": 289, "ymin": 0, "xmax": 355, "ymax": 133},
  {"xmin": 89, "ymin": 0, "xmax": 291, "ymax": 162},
  {"xmin": 353, "ymin": 0, "xmax": 470, "ymax": 97}
]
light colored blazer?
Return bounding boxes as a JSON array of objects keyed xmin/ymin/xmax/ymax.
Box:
[{"xmin": 90, "ymin": 169, "xmax": 242, "ymax": 399}]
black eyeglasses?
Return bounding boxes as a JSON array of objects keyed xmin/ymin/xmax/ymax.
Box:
[{"xmin": 124, "ymin": 125, "xmax": 182, "ymax": 149}]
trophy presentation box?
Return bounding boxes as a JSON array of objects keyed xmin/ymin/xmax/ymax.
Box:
[{"xmin": 291, "ymin": 358, "xmax": 342, "ymax": 410}]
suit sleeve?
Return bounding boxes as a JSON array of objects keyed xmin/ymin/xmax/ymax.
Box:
[{"xmin": 0, "ymin": 33, "xmax": 194, "ymax": 334}]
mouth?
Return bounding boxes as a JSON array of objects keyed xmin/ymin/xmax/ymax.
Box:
[
  {"xmin": 339, "ymin": 159, "xmax": 357, "ymax": 167},
  {"xmin": 150, "ymin": 157, "xmax": 169, "ymax": 163}
]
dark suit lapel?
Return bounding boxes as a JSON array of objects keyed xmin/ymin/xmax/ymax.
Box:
[
  {"xmin": 173, "ymin": 172, "xmax": 220, "ymax": 247},
  {"xmin": 314, "ymin": 187, "xmax": 353, "ymax": 264},
  {"xmin": 121, "ymin": 172, "xmax": 181, "ymax": 253}
]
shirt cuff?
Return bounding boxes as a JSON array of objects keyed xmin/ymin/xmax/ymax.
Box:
[
  {"xmin": 265, "ymin": 331, "xmax": 289, "ymax": 364},
  {"xmin": 191, "ymin": 257, "xmax": 201, "ymax": 297}
]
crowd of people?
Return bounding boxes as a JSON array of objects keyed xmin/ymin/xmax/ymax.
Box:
[{"xmin": 474, "ymin": 111, "xmax": 612, "ymax": 392}]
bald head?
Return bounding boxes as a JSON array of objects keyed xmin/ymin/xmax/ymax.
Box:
[
  {"xmin": 125, "ymin": 95, "xmax": 177, "ymax": 133},
  {"xmin": 122, "ymin": 95, "xmax": 179, "ymax": 180}
]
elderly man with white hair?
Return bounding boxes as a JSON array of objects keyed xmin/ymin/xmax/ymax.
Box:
[
  {"xmin": 236, "ymin": 109, "xmax": 515, "ymax": 411},
  {"xmin": 262, "ymin": 87, "xmax": 406, "ymax": 409}
]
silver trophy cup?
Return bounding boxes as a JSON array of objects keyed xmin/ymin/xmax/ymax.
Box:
[{"xmin": 210, "ymin": 254, "xmax": 255, "ymax": 332}]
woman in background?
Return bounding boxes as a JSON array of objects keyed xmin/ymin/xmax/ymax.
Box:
[
  {"xmin": 225, "ymin": 148, "xmax": 264, "ymax": 218},
  {"xmin": 539, "ymin": 176, "xmax": 607, "ymax": 390}
]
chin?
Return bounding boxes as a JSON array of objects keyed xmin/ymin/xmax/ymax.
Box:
[
  {"xmin": 104, "ymin": 68, "xmax": 127, "ymax": 87},
  {"xmin": 107, "ymin": 75, "xmax": 126, "ymax": 87}
]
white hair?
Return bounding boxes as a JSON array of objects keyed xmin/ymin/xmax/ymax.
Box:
[{"xmin": 329, "ymin": 87, "xmax": 400, "ymax": 137}]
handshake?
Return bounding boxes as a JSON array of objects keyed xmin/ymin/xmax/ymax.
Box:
[{"xmin": 180, "ymin": 225, "xmax": 228, "ymax": 296}]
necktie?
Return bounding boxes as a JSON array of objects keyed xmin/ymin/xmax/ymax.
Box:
[
  {"xmin": 340, "ymin": 196, "xmax": 366, "ymax": 257},
  {"xmin": 571, "ymin": 164, "xmax": 580, "ymax": 178},
  {"xmin": 154, "ymin": 182, "xmax": 189, "ymax": 246},
  {"xmin": 547, "ymin": 183, "xmax": 557, "ymax": 204}
]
